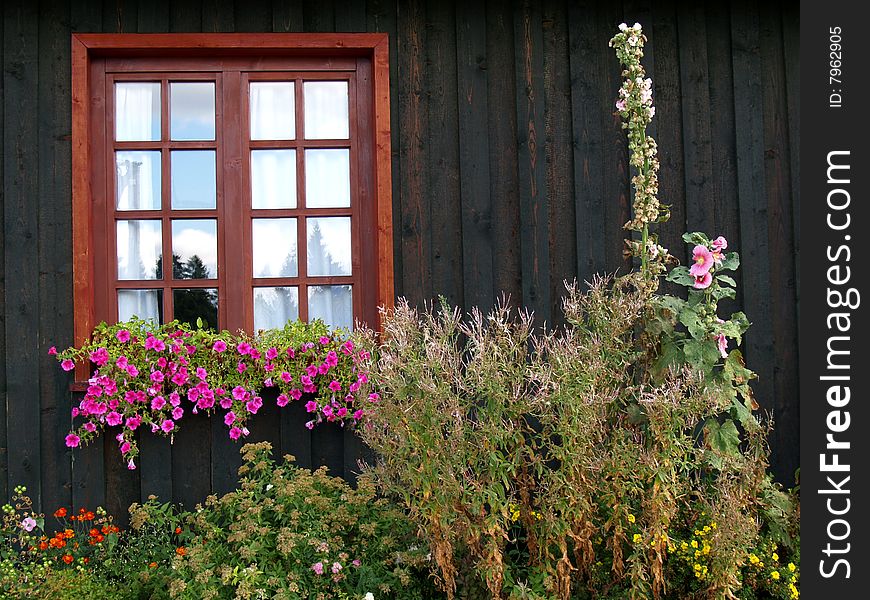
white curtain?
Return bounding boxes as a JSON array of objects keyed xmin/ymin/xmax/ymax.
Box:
[
  {"xmin": 309, "ymin": 285, "xmax": 352, "ymax": 331},
  {"xmin": 251, "ymin": 150, "xmax": 296, "ymax": 209},
  {"xmin": 254, "ymin": 288, "xmax": 299, "ymax": 331},
  {"xmin": 115, "ymin": 82, "xmax": 160, "ymax": 141},
  {"xmin": 118, "ymin": 290, "xmax": 161, "ymax": 324},
  {"xmin": 250, "ymin": 82, "xmax": 295, "ymax": 140}
]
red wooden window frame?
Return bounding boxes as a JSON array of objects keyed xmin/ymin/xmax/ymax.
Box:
[{"xmin": 71, "ymin": 33, "xmax": 394, "ymax": 382}]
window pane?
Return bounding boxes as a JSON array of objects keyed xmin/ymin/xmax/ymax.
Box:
[
  {"xmin": 115, "ymin": 82, "xmax": 161, "ymax": 141},
  {"xmin": 117, "ymin": 220, "xmax": 162, "ymax": 280},
  {"xmin": 250, "ymin": 82, "xmax": 295, "ymax": 140},
  {"xmin": 254, "ymin": 287, "xmax": 299, "ymax": 331},
  {"xmin": 173, "ymin": 288, "xmax": 218, "ymax": 330},
  {"xmin": 118, "ymin": 289, "xmax": 163, "ymax": 324},
  {"xmin": 304, "ymin": 81, "xmax": 349, "ymax": 139},
  {"xmin": 251, "ymin": 150, "xmax": 296, "ymax": 209},
  {"xmin": 116, "ymin": 151, "xmax": 161, "ymax": 210},
  {"xmin": 170, "ymin": 82, "xmax": 216, "ymax": 141},
  {"xmin": 171, "ymin": 150, "xmax": 216, "ymax": 209},
  {"xmin": 252, "ymin": 218, "xmax": 297, "ymax": 277},
  {"xmin": 308, "ymin": 285, "xmax": 352, "ymax": 331},
  {"xmin": 307, "ymin": 217, "xmax": 351, "ymax": 276},
  {"xmin": 171, "ymin": 219, "xmax": 217, "ymax": 279},
  {"xmin": 305, "ymin": 149, "xmax": 350, "ymax": 208}
]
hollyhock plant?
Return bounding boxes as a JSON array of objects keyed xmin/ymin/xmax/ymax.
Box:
[{"xmin": 53, "ymin": 317, "xmax": 373, "ymax": 467}]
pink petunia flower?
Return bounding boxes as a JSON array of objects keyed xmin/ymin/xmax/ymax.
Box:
[
  {"xmin": 277, "ymin": 394, "xmax": 290, "ymax": 407},
  {"xmin": 196, "ymin": 367, "xmax": 208, "ymax": 380},
  {"xmin": 232, "ymin": 386, "xmax": 247, "ymax": 401},
  {"xmin": 65, "ymin": 433, "xmax": 80, "ymax": 448},
  {"xmin": 693, "ymin": 271, "xmax": 713, "ymax": 289},
  {"xmin": 126, "ymin": 416, "xmax": 141, "ymax": 431},
  {"xmin": 266, "ymin": 347, "xmax": 278, "ymax": 360},
  {"xmin": 61, "ymin": 359, "xmax": 75, "ymax": 372},
  {"xmin": 305, "ymin": 420, "xmax": 315, "ymax": 430},
  {"xmin": 127, "ymin": 459, "xmax": 137, "ymax": 470},
  {"xmin": 106, "ymin": 411, "xmax": 122, "ymax": 426},
  {"xmin": 160, "ymin": 419, "xmax": 175, "ymax": 433},
  {"xmin": 329, "ymin": 380, "xmax": 342, "ymax": 392},
  {"xmin": 237, "ymin": 361, "xmax": 247, "ymax": 374},
  {"xmin": 305, "ymin": 400, "xmax": 318, "ymax": 413},
  {"xmin": 228, "ymin": 427, "xmax": 242, "ymax": 440},
  {"xmin": 213, "ymin": 340, "xmax": 227, "ymax": 353},
  {"xmin": 172, "ymin": 407, "xmax": 184, "ymax": 420},
  {"xmin": 319, "ymin": 336, "xmax": 331, "ymax": 345},
  {"xmin": 368, "ymin": 392, "xmax": 380, "ymax": 403},
  {"xmin": 116, "ymin": 329, "xmax": 131, "ymax": 343},
  {"xmin": 120, "ymin": 441, "xmax": 131, "ymax": 454},
  {"xmin": 717, "ymin": 333, "xmax": 728, "ymax": 358},
  {"xmin": 224, "ymin": 411, "xmax": 236, "ymax": 426},
  {"xmin": 151, "ymin": 396, "xmax": 166, "ymax": 411},
  {"xmin": 690, "ymin": 245, "xmax": 714, "ymax": 277},
  {"xmin": 84, "ymin": 422, "xmax": 97, "ymax": 433},
  {"xmin": 48, "ymin": 346, "xmax": 57, "ymax": 355},
  {"xmin": 280, "ymin": 371, "xmax": 292, "ymax": 383},
  {"xmin": 353, "ymin": 409, "xmax": 364, "ymax": 421},
  {"xmin": 236, "ymin": 341, "xmax": 252, "ymax": 355}
]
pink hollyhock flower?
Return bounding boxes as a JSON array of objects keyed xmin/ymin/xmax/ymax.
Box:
[
  {"xmin": 329, "ymin": 380, "xmax": 342, "ymax": 392},
  {"xmin": 693, "ymin": 271, "xmax": 713, "ymax": 289},
  {"xmin": 229, "ymin": 427, "xmax": 242, "ymax": 440},
  {"xmin": 266, "ymin": 347, "xmax": 278, "ymax": 360},
  {"xmin": 160, "ymin": 419, "xmax": 175, "ymax": 433},
  {"xmin": 106, "ymin": 411, "xmax": 122, "ymax": 426},
  {"xmin": 48, "ymin": 346, "xmax": 57, "ymax": 355},
  {"xmin": 20, "ymin": 517, "xmax": 37, "ymax": 532},
  {"xmin": 711, "ymin": 236, "xmax": 728, "ymax": 264},
  {"xmin": 305, "ymin": 400, "xmax": 318, "ymax": 413},
  {"xmin": 151, "ymin": 396, "xmax": 166, "ymax": 411},
  {"xmin": 61, "ymin": 359, "xmax": 75, "ymax": 372},
  {"xmin": 65, "ymin": 433, "xmax": 80, "ymax": 448},
  {"xmin": 717, "ymin": 333, "xmax": 728, "ymax": 358},
  {"xmin": 236, "ymin": 341, "xmax": 252, "ymax": 355},
  {"xmin": 312, "ymin": 562, "xmax": 324, "ymax": 575},
  {"xmin": 690, "ymin": 245, "xmax": 714, "ymax": 277},
  {"xmin": 224, "ymin": 412, "xmax": 236, "ymax": 426},
  {"xmin": 172, "ymin": 407, "xmax": 184, "ymax": 420},
  {"xmin": 116, "ymin": 329, "xmax": 131, "ymax": 343},
  {"xmin": 213, "ymin": 340, "xmax": 227, "ymax": 353},
  {"xmin": 120, "ymin": 441, "xmax": 131, "ymax": 454},
  {"xmin": 277, "ymin": 394, "xmax": 290, "ymax": 407}
]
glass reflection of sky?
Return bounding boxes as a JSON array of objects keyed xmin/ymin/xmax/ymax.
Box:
[
  {"xmin": 252, "ymin": 218, "xmax": 297, "ymax": 278},
  {"xmin": 308, "ymin": 285, "xmax": 352, "ymax": 331},
  {"xmin": 117, "ymin": 220, "xmax": 162, "ymax": 280},
  {"xmin": 170, "ymin": 82, "xmax": 215, "ymax": 141},
  {"xmin": 305, "ymin": 149, "xmax": 350, "ymax": 208},
  {"xmin": 172, "ymin": 219, "xmax": 217, "ymax": 279},
  {"xmin": 254, "ymin": 287, "xmax": 299, "ymax": 331},
  {"xmin": 115, "ymin": 82, "xmax": 160, "ymax": 142},
  {"xmin": 307, "ymin": 217, "xmax": 351, "ymax": 276},
  {"xmin": 304, "ymin": 81, "xmax": 349, "ymax": 139},
  {"xmin": 250, "ymin": 82, "xmax": 295, "ymax": 140},
  {"xmin": 251, "ymin": 150, "xmax": 296, "ymax": 209},
  {"xmin": 116, "ymin": 151, "xmax": 161, "ymax": 210},
  {"xmin": 171, "ymin": 151, "xmax": 216, "ymax": 209}
]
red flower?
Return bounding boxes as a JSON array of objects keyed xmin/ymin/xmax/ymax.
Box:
[
  {"xmin": 54, "ymin": 507, "xmax": 67, "ymax": 518},
  {"xmin": 62, "ymin": 554, "xmax": 74, "ymax": 564},
  {"xmin": 175, "ymin": 546, "xmax": 186, "ymax": 556},
  {"xmin": 175, "ymin": 527, "xmax": 182, "ymax": 535}
]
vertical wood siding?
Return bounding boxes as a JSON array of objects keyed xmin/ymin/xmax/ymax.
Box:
[{"xmin": 0, "ymin": 0, "xmax": 800, "ymax": 519}]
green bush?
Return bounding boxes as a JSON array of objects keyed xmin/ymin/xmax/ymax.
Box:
[{"xmin": 168, "ymin": 442, "xmax": 443, "ymax": 600}]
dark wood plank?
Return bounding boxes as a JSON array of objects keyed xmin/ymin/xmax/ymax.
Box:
[
  {"xmin": 234, "ymin": 0, "xmax": 271, "ymax": 32},
  {"xmin": 568, "ymin": 0, "xmax": 607, "ymax": 287},
  {"xmin": 513, "ymin": 0, "xmax": 551, "ymax": 323},
  {"xmin": 38, "ymin": 0, "xmax": 74, "ymax": 518},
  {"xmin": 170, "ymin": 0, "xmax": 203, "ymax": 32},
  {"xmin": 649, "ymin": 0, "xmax": 687, "ymax": 267},
  {"xmin": 485, "ymin": 0, "xmax": 521, "ymax": 304},
  {"xmin": 730, "ymin": 0, "xmax": 776, "ymax": 473},
  {"xmin": 342, "ymin": 425, "xmax": 374, "ymax": 483},
  {"xmin": 202, "ymin": 0, "xmax": 234, "ymax": 32},
  {"xmin": 103, "ymin": 435, "xmax": 139, "ymax": 527},
  {"xmin": 280, "ymin": 394, "xmax": 312, "ymax": 470},
  {"xmin": 781, "ymin": 0, "xmax": 799, "ymax": 316},
  {"xmin": 272, "ymin": 0, "xmax": 304, "ymax": 32},
  {"xmin": 138, "ymin": 0, "xmax": 171, "ymax": 33},
  {"xmin": 303, "ymin": 0, "xmax": 335, "ymax": 32},
  {"xmin": 0, "ymin": 0, "xmax": 6, "ymax": 504},
  {"xmin": 335, "ymin": 0, "xmax": 366, "ymax": 32},
  {"xmin": 139, "ymin": 431, "xmax": 173, "ymax": 501},
  {"xmin": 541, "ymin": 0, "xmax": 574, "ymax": 323},
  {"xmin": 759, "ymin": 0, "xmax": 798, "ymax": 485},
  {"xmin": 456, "ymin": 0, "xmax": 494, "ymax": 313},
  {"xmin": 103, "ymin": 0, "xmax": 138, "ymax": 33},
  {"xmin": 396, "ymin": 0, "xmax": 430, "ymax": 306},
  {"xmin": 171, "ymin": 412, "xmax": 212, "ymax": 509},
  {"xmin": 4, "ymin": 0, "xmax": 42, "ymax": 503},
  {"xmin": 677, "ymin": 2, "xmax": 714, "ymax": 237},
  {"xmin": 70, "ymin": 0, "xmax": 103, "ymax": 32},
  {"xmin": 311, "ymin": 421, "xmax": 344, "ymax": 478},
  {"xmin": 425, "ymin": 0, "xmax": 463, "ymax": 308}
]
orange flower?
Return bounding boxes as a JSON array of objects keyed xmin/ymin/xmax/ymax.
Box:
[
  {"xmin": 54, "ymin": 507, "xmax": 67, "ymax": 518},
  {"xmin": 85, "ymin": 511, "xmax": 95, "ymax": 521},
  {"xmin": 175, "ymin": 527, "xmax": 182, "ymax": 534},
  {"xmin": 89, "ymin": 528, "xmax": 100, "ymax": 537},
  {"xmin": 38, "ymin": 541, "xmax": 48, "ymax": 551},
  {"xmin": 83, "ymin": 557, "xmax": 89, "ymax": 564},
  {"xmin": 95, "ymin": 534, "xmax": 104, "ymax": 543},
  {"xmin": 175, "ymin": 546, "xmax": 186, "ymax": 556},
  {"xmin": 64, "ymin": 529, "xmax": 75, "ymax": 539},
  {"xmin": 62, "ymin": 554, "xmax": 73, "ymax": 565},
  {"xmin": 148, "ymin": 562, "xmax": 158, "ymax": 568}
]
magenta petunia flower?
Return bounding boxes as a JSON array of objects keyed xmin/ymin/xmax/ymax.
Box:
[
  {"xmin": 224, "ymin": 411, "xmax": 236, "ymax": 426},
  {"xmin": 305, "ymin": 420, "xmax": 315, "ymax": 430},
  {"xmin": 213, "ymin": 340, "xmax": 227, "ymax": 353},
  {"xmin": 319, "ymin": 336, "xmax": 331, "ymax": 345},
  {"xmin": 353, "ymin": 409, "xmax": 364, "ymax": 421},
  {"xmin": 237, "ymin": 361, "xmax": 247, "ymax": 374},
  {"xmin": 690, "ymin": 245, "xmax": 714, "ymax": 277},
  {"xmin": 120, "ymin": 441, "xmax": 131, "ymax": 454},
  {"xmin": 305, "ymin": 400, "xmax": 318, "ymax": 413},
  {"xmin": 280, "ymin": 371, "xmax": 292, "ymax": 383},
  {"xmin": 693, "ymin": 271, "xmax": 713, "ymax": 289},
  {"xmin": 127, "ymin": 459, "xmax": 137, "ymax": 470},
  {"xmin": 84, "ymin": 422, "xmax": 97, "ymax": 433},
  {"xmin": 277, "ymin": 394, "xmax": 290, "ymax": 407},
  {"xmin": 116, "ymin": 329, "xmax": 131, "ymax": 343},
  {"xmin": 126, "ymin": 416, "xmax": 141, "ymax": 431},
  {"xmin": 717, "ymin": 333, "xmax": 728, "ymax": 358},
  {"xmin": 106, "ymin": 411, "xmax": 122, "ymax": 427},
  {"xmin": 151, "ymin": 396, "xmax": 166, "ymax": 411},
  {"xmin": 65, "ymin": 433, "xmax": 80, "ymax": 448},
  {"xmin": 266, "ymin": 347, "xmax": 278, "ymax": 360},
  {"xmin": 368, "ymin": 392, "xmax": 380, "ymax": 403},
  {"xmin": 232, "ymin": 386, "xmax": 247, "ymax": 401},
  {"xmin": 229, "ymin": 426, "xmax": 242, "ymax": 440},
  {"xmin": 236, "ymin": 341, "xmax": 252, "ymax": 355},
  {"xmin": 61, "ymin": 359, "xmax": 75, "ymax": 372},
  {"xmin": 196, "ymin": 367, "xmax": 208, "ymax": 380},
  {"xmin": 329, "ymin": 380, "xmax": 342, "ymax": 392},
  {"xmin": 172, "ymin": 407, "xmax": 184, "ymax": 420},
  {"xmin": 150, "ymin": 370, "xmax": 165, "ymax": 383},
  {"xmin": 160, "ymin": 419, "xmax": 175, "ymax": 433},
  {"xmin": 48, "ymin": 346, "xmax": 57, "ymax": 356}
]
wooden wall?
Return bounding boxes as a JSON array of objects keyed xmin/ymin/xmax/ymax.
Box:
[{"xmin": 0, "ymin": 0, "xmax": 800, "ymax": 520}]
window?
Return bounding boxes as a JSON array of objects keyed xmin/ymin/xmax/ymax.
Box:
[{"xmin": 72, "ymin": 34, "xmax": 393, "ymax": 379}]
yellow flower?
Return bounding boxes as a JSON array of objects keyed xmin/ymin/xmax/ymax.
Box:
[
  {"xmin": 691, "ymin": 540, "xmax": 698, "ymax": 548},
  {"xmin": 749, "ymin": 554, "xmax": 759, "ymax": 565},
  {"xmin": 711, "ymin": 522, "xmax": 717, "ymax": 529},
  {"xmin": 627, "ymin": 514, "xmax": 636, "ymax": 523},
  {"xmin": 681, "ymin": 541, "xmax": 689, "ymax": 550},
  {"xmin": 771, "ymin": 571, "xmax": 780, "ymax": 580},
  {"xmin": 788, "ymin": 562, "xmax": 796, "ymax": 572},
  {"xmin": 772, "ymin": 552, "xmax": 779, "ymax": 562},
  {"xmin": 633, "ymin": 534, "xmax": 643, "ymax": 544}
]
